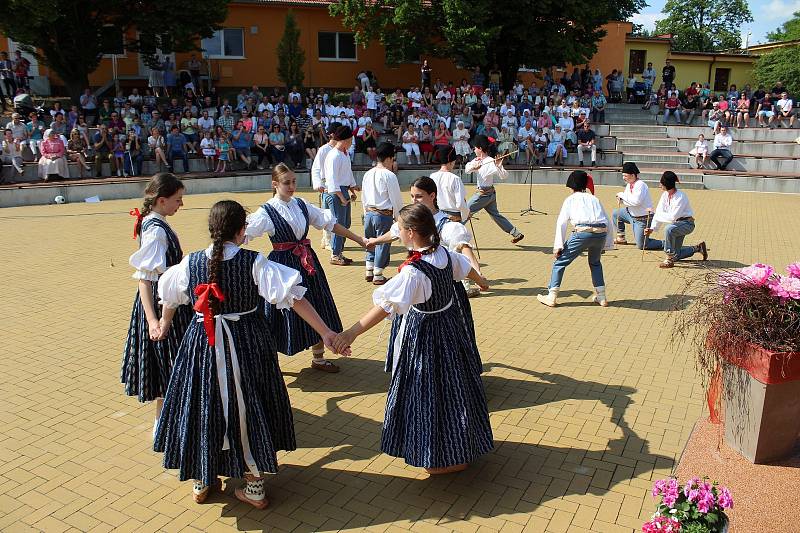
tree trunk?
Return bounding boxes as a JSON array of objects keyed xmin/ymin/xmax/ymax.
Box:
[{"xmin": 63, "ymin": 75, "xmax": 90, "ymax": 106}]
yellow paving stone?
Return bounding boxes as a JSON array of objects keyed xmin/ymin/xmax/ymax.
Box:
[{"xmin": 1, "ymin": 185, "xmax": 799, "ymax": 532}]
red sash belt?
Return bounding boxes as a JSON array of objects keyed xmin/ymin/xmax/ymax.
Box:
[{"xmin": 273, "ymin": 239, "xmax": 316, "ymax": 275}]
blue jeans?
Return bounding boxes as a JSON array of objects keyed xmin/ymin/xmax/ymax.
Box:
[
  {"xmin": 663, "ymin": 109, "xmax": 681, "ymax": 124},
  {"xmin": 124, "ymin": 152, "xmax": 143, "ymax": 176},
  {"xmin": 549, "ymin": 231, "xmax": 606, "ymax": 289},
  {"xmin": 647, "ymin": 220, "xmax": 697, "ymax": 261},
  {"xmin": 330, "ymin": 186, "xmax": 351, "ymax": 256},
  {"xmin": 168, "ymin": 150, "xmax": 189, "ymax": 172},
  {"xmin": 467, "ymin": 190, "xmax": 519, "ymax": 236},
  {"xmin": 364, "ymin": 211, "xmax": 394, "ymax": 270},
  {"xmin": 612, "ymin": 208, "xmax": 661, "ymax": 250}
]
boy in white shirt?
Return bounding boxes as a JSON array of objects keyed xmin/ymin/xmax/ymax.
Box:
[{"xmin": 693, "ymin": 133, "xmax": 709, "ymax": 169}]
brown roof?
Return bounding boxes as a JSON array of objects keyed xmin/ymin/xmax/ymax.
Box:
[{"xmin": 233, "ymin": 0, "xmax": 334, "ymax": 6}]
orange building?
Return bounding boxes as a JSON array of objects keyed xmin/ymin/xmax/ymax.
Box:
[{"xmin": 2, "ymin": 1, "xmax": 632, "ymax": 94}]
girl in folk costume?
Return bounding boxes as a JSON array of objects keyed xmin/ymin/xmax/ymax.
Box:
[
  {"xmin": 465, "ymin": 134, "xmax": 525, "ymax": 244},
  {"xmin": 334, "ymin": 204, "xmax": 492, "ymax": 474},
  {"xmin": 245, "ymin": 163, "xmax": 368, "ymax": 373},
  {"xmin": 122, "ymin": 173, "xmax": 192, "ymax": 437},
  {"xmin": 538, "ymin": 170, "xmax": 614, "ymax": 308},
  {"xmin": 154, "ymin": 200, "xmax": 346, "ymax": 506},
  {"xmin": 643, "ymin": 171, "xmax": 708, "ymax": 269}
]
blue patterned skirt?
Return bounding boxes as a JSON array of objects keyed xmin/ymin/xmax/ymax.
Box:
[
  {"xmin": 121, "ymin": 283, "xmax": 192, "ymax": 402},
  {"xmin": 266, "ymin": 248, "xmax": 342, "ymax": 355},
  {"xmin": 381, "ymin": 305, "xmax": 493, "ymax": 468},
  {"xmin": 154, "ymin": 313, "xmax": 295, "ymax": 484}
]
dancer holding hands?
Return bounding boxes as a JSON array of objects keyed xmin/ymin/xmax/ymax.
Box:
[
  {"xmin": 246, "ymin": 163, "xmax": 368, "ymax": 373},
  {"xmin": 122, "ymin": 173, "xmax": 193, "ymax": 438},
  {"xmin": 334, "ymin": 204, "xmax": 492, "ymax": 474},
  {"xmin": 154, "ymin": 200, "xmax": 347, "ymax": 507},
  {"xmin": 611, "ymin": 162, "xmax": 659, "ymax": 250}
]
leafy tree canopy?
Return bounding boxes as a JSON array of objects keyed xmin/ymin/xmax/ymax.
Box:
[
  {"xmin": 0, "ymin": 0, "xmax": 229, "ymax": 101},
  {"xmin": 277, "ymin": 11, "xmax": 305, "ymax": 90},
  {"xmin": 329, "ymin": 0, "xmax": 645, "ymax": 89},
  {"xmin": 752, "ymin": 45, "xmax": 800, "ymax": 96},
  {"xmin": 767, "ymin": 11, "xmax": 800, "ymax": 41},
  {"xmin": 654, "ymin": 0, "xmax": 753, "ymax": 52}
]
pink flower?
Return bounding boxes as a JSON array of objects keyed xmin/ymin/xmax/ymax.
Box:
[
  {"xmin": 769, "ymin": 275, "xmax": 800, "ymax": 302},
  {"xmin": 683, "ymin": 477, "xmax": 700, "ymax": 497},
  {"xmin": 652, "ymin": 479, "xmax": 667, "ymax": 498},
  {"xmin": 738, "ymin": 263, "xmax": 775, "ymax": 286},
  {"xmin": 717, "ymin": 487, "xmax": 734, "ymax": 509},
  {"xmin": 696, "ymin": 487, "xmax": 715, "ymax": 513},
  {"xmin": 663, "ymin": 480, "xmax": 680, "ymax": 508},
  {"xmin": 642, "ymin": 515, "xmax": 681, "ymax": 533},
  {"xmin": 787, "ymin": 263, "xmax": 800, "ymax": 279}
]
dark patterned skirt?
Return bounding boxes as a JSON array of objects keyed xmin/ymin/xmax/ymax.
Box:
[
  {"xmin": 266, "ymin": 248, "xmax": 343, "ymax": 355},
  {"xmin": 121, "ymin": 283, "xmax": 192, "ymax": 402},
  {"xmin": 381, "ymin": 305, "xmax": 493, "ymax": 468},
  {"xmin": 154, "ymin": 314, "xmax": 295, "ymax": 484}
]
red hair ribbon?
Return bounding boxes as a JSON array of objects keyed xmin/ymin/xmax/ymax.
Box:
[
  {"xmin": 398, "ymin": 251, "xmax": 422, "ymax": 272},
  {"xmin": 129, "ymin": 208, "xmax": 143, "ymax": 239},
  {"xmin": 193, "ymin": 283, "xmax": 225, "ymax": 345},
  {"xmin": 487, "ymin": 136, "xmax": 496, "ymax": 144},
  {"xmin": 272, "ymin": 239, "xmax": 316, "ymax": 275}
]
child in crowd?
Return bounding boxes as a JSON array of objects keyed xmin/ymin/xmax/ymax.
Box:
[
  {"xmin": 694, "ymin": 133, "xmax": 709, "ymax": 169},
  {"xmin": 122, "ymin": 173, "xmax": 193, "ymax": 438},
  {"xmin": 200, "ymin": 130, "xmax": 216, "ymax": 171},
  {"xmin": 113, "ymin": 133, "xmax": 126, "ymax": 177},
  {"xmin": 333, "ymin": 203, "xmax": 492, "ymax": 474},
  {"xmin": 245, "ymin": 163, "xmax": 368, "ymax": 373},
  {"xmin": 154, "ymin": 199, "xmax": 347, "ymax": 507},
  {"xmin": 215, "ymin": 131, "xmax": 231, "ymax": 173}
]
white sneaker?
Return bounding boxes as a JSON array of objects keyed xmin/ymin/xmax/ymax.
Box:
[{"xmin": 536, "ymin": 289, "xmax": 559, "ymax": 307}]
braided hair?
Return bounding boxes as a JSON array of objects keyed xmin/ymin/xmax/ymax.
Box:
[
  {"xmin": 138, "ymin": 172, "xmax": 184, "ymax": 236},
  {"xmin": 206, "ymin": 200, "xmax": 247, "ymax": 314},
  {"xmin": 397, "ymin": 202, "xmax": 440, "ymax": 256}
]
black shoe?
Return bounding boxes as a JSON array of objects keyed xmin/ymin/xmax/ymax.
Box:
[
  {"xmin": 591, "ymin": 161, "xmax": 596, "ymax": 167},
  {"xmin": 579, "ymin": 162, "xmax": 584, "ymax": 167},
  {"xmin": 698, "ymin": 241, "xmax": 708, "ymax": 261}
]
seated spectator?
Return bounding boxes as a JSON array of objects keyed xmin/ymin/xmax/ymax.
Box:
[
  {"xmin": 128, "ymin": 88, "xmax": 142, "ymax": 109},
  {"xmin": 757, "ymin": 96, "xmax": 774, "ymax": 128},
  {"xmin": 92, "ymin": 124, "xmax": 116, "ymax": 177},
  {"xmin": 180, "ymin": 109, "xmax": 199, "ymax": 153},
  {"xmin": 693, "ymin": 133, "xmax": 709, "ymax": 169},
  {"xmin": 576, "ymin": 121, "xmax": 597, "ymax": 167},
  {"xmin": 217, "ymin": 107, "xmax": 235, "ymax": 133},
  {"xmin": 26, "ymin": 113, "xmax": 45, "ymax": 159},
  {"xmin": 2, "ymin": 128, "xmax": 24, "ymax": 177},
  {"xmin": 418, "ymin": 122, "xmax": 434, "ymax": 164},
  {"xmin": 497, "ymin": 125, "xmax": 516, "ymax": 155},
  {"xmin": 775, "ymin": 92, "xmax": 795, "ymax": 128},
  {"xmin": 124, "ymin": 130, "xmax": 144, "ymax": 177},
  {"xmin": 557, "ymin": 112, "xmax": 576, "ymax": 147},
  {"xmin": 66, "ymin": 129, "xmax": 91, "ymax": 177},
  {"xmin": 267, "ymin": 123, "xmax": 284, "ymax": 166},
  {"xmin": 735, "ymin": 93, "xmax": 751, "ymax": 128},
  {"xmin": 533, "ymin": 127, "xmax": 549, "ymax": 166},
  {"xmin": 285, "ymin": 121, "xmax": 306, "ymax": 168},
  {"xmin": 682, "ymin": 94, "xmax": 700, "ymax": 125},
  {"xmin": 50, "ymin": 113, "xmax": 67, "ymax": 137},
  {"xmin": 709, "ymin": 126, "xmax": 734, "ymax": 170},
  {"xmin": 433, "ymin": 121, "xmax": 451, "ymax": 154},
  {"xmin": 452, "ymin": 120, "xmax": 470, "ymax": 160},
  {"xmin": 148, "ymin": 127, "xmax": 169, "ymax": 171},
  {"xmin": 402, "ymin": 123, "xmax": 420, "ymax": 164},
  {"xmin": 166, "ymin": 125, "xmax": 190, "ymax": 173},
  {"xmin": 501, "ymin": 109, "xmax": 518, "ymax": 131},
  {"xmin": 591, "ymin": 92, "xmax": 607, "ymax": 123},
  {"xmin": 483, "ymin": 109, "xmax": 499, "ymax": 138},
  {"xmin": 517, "ymin": 119, "xmax": 536, "ymax": 164},
  {"xmin": 198, "ymin": 110, "xmax": 214, "ymax": 133},
  {"xmin": 663, "ymin": 95, "xmax": 681, "ymax": 124},
  {"xmin": 38, "ymin": 129, "xmax": 68, "ymax": 181},
  {"xmin": 547, "ymin": 124, "xmax": 567, "ymax": 167}
]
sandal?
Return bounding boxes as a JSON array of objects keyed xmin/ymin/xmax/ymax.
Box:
[
  {"xmin": 365, "ymin": 270, "xmax": 374, "ymax": 282},
  {"xmin": 511, "ymin": 234, "xmax": 525, "ymax": 244},
  {"xmin": 192, "ymin": 478, "xmax": 221, "ymax": 504},
  {"xmin": 372, "ymin": 275, "xmax": 388, "ymax": 285},
  {"xmin": 659, "ymin": 259, "xmax": 675, "ymax": 269},
  {"xmin": 329, "ymin": 256, "xmax": 348, "ymax": 266},
  {"xmin": 311, "ymin": 359, "xmax": 340, "ymax": 373},
  {"xmin": 235, "ymin": 477, "xmax": 269, "ymax": 510}
]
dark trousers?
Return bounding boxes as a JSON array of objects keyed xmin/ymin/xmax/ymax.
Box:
[
  {"xmin": 1, "ymin": 77, "xmax": 16, "ymax": 101},
  {"xmin": 169, "ymin": 150, "xmax": 189, "ymax": 172},
  {"xmin": 709, "ymin": 148, "xmax": 733, "ymax": 170}
]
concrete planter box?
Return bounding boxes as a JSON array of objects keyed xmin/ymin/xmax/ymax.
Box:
[{"xmin": 720, "ymin": 343, "xmax": 800, "ymax": 464}]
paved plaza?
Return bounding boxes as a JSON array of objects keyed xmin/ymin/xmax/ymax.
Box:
[{"xmin": 1, "ymin": 183, "xmax": 799, "ymax": 532}]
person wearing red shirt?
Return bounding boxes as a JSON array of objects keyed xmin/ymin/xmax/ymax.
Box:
[{"xmin": 663, "ymin": 95, "xmax": 681, "ymax": 124}]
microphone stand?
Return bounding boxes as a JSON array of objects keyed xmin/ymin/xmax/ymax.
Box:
[{"xmin": 520, "ymin": 159, "xmax": 546, "ymax": 216}]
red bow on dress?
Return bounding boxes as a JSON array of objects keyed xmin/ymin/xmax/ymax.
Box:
[
  {"xmin": 398, "ymin": 251, "xmax": 422, "ymax": 272},
  {"xmin": 193, "ymin": 283, "xmax": 225, "ymax": 345},
  {"xmin": 272, "ymin": 239, "xmax": 316, "ymax": 275},
  {"xmin": 129, "ymin": 208, "xmax": 143, "ymax": 239}
]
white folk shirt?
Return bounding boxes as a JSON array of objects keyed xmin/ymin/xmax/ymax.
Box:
[
  {"xmin": 615, "ymin": 179, "xmax": 653, "ymax": 217},
  {"xmin": 713, "ymin": 133, "xmax": 732, "ymax": 150},
  {"xmin": 361, "ymin": 167, "xmax": 403, "ymax": 218},
  {"xmin": 464, "ymin": 157, "xmax": 508, "ymax": 189},
  {"xmin": 650, "ymin": 190, "xmax": 694, "ymax": 231},
  {"xmin": 372, "ymin": 246, "xmax": 472, "ymax": 316},
  {"xmin": 429, "ymin": 169, "xmax": 469, "ymax": 220},
  {"xmin": 129, "ymin": 212, "xmax": 174, "ymax": 282},
  {"xmin": 389, "ymin": 211, "xmax": 472, "ymax": 251},
  {"xmin": 245, "ymin": 196, "xmax": 336, "ymax": 242},
  {"xmin": 158, "ymin": 242, "xmax": 306, "ymax": 310},
  {"xmin": 323, "ymin": 147, "xmax": 356, "ymax": 192},
  {"xmin": 311, "ymin": 142, "xmax": 335, "ymax": 190},
  {"xmin": 553, "ymin": 192, "xmax": 614, "ymax": 251}
]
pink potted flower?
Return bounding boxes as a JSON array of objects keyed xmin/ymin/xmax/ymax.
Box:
[{"xmin": 643, "ymin": 477, "xmax": 732, "ymax": 533}]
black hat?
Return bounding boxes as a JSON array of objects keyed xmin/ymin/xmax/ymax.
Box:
[
  {"xmin": 566, "ymin": 170, "xmax": 589, "ymax": 191},
  {"xmin": 326, "ymin": 121, "xmax": 341, "ymax": 134},
  {"xmin": 437, "ymin": 145, "xmax": 458, "ymax": 164},
  {"xmin": 622, "ymin": 162, "xmax": 640, "ymax": 175},
  {"xmin": 333, "ymin": 125, "xmax": 353, "ymax": 141},
  {"xmin": 660, "ymin": 171, "xmax": 679, "ymax": 190}
]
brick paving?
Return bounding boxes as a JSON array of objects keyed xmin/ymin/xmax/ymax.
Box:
[{"xmin": 1, "ymin": 183, "xmax": 798, "ymax": 532}]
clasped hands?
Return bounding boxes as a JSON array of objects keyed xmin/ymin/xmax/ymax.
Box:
[{"xmin": 321, "ymin": 329, "xmax": 356, "ymax": 356}]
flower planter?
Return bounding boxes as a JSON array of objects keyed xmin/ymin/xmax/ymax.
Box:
[{"xmin": 720, "ymin": 343, "xmax": 800, "ymax": 463}]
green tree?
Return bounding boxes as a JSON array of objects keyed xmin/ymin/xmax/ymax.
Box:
[
  {"xmin": 752, "ymin": 46, "xmax": 800, "ymax": 96},
  {"xmin": 329, "ymin": 0, "xmax": 645, "ymax": 91},
  {"xmin": 0, "ymin": 0, "xmax": 229, "ymax": 102},
  {"xmin": 276, "ymin": 11, "xmax": 305, "ymax": 90},
  {"xmin": 654, "ymin": 0, "xmax": 753, "ymax": 52},
  {"xmin": 631, "ymin": 24, "xmax": 656, "ymax": 38},
  {"xmin": 767, "ymin": 11, "xmax": 800, "ymax": 41}
]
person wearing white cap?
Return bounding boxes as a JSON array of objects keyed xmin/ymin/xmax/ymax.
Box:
[{"xmin": 37, "ymin": 129, "xmax": 68, "ymax": 181}]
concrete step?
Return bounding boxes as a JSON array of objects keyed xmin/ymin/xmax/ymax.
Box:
[
  {"xmin": 616, "ymin": 137, "xmax": 677, "ymax": 147},
  {"xmin": 676, "ymin": 139, "xmax": 800, "ymax": 158},
  {"xmin": 667, "ymin": 125, "xmax": 800, "ymax": 143},
  {"xmin": 610, "ymin": 125, "xmax": 667, "ymax": 136},
  {"xmin": 618, "ymin": 144, "xmax": 679, "ymax": 153},
  {"xmin": 603, "ymin": 116, "xmax": 659, "ymax": 125},
  {"xmin": 623, "ymin": 152, "xmax": 691, "ymax": 163},
  {"xmin": 722, "ymin": 157, "xmax": 800, "ymax": 173},
  {"xmin": 642, "ymin": 179, "xmax": 704, "ymax": 190}
]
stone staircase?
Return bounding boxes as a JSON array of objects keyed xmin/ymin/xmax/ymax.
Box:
[{"xmin": 604, "ymin": 103, "xmax": 659, "ymax": 125}]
